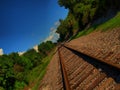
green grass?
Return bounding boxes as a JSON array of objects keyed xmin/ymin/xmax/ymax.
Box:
[
  {"xmin": 98, "ymin": 12, "xmax": 120, "ymax": 31},
  {"xmin": 71, "ymin": 12, "xmax": 120, "ymax": 40},
  {"xmin": 0, "ymin": 87, "xmax": 4, "ymax": 90},
  {"xmin": 26, "ymin": 49, "xmax": 56, "ymax": 90}
]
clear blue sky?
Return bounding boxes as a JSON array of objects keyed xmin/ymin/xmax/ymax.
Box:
[{"xmin": 0, "ymin": 0, "xmax": 68, "ymax": 54}]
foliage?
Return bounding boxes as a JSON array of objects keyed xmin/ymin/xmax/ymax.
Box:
[
  {"xmin": 14, "ymin": 81, "xmax": 26, "ymax": 90},
  {"xmin": 0, "ymin": 55, "xmax": 15, "ymax": 90},
  {"xmin": 28, "ymin": 50, "xmax": 55, "ymax": 90},
  {"xmin": 38, "ymin": 41, "xmax": 55, "ymax": 55},
  {"xmin": 71, "ymin": 12, "xmax": 120, "ymax": 39},
  {"xmin": 57, "ymin": 0, "xmax": 120, "ymax": 41},
  {"xmin": 0, "ymin": 41, "xmax": 56, "ymax": 90},
  {"xmin": 56, "ymin": 12, "xmax": 78, "ymax": 42},
  {"xmin": 23, "ymin": 49, "xmax": 41, "ymax": 68}
]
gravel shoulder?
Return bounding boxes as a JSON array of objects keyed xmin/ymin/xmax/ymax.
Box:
[
  {"xmin": 39, "ymin": 51, "xmax": 63, "ymax": 90},
  {"xmin": 65, "ymin": 28, "xmax": 120, "ymax": 67}
]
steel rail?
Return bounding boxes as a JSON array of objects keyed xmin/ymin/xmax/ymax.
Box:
[
  {"xmin": 64, "ymin": 44, "xmax": 120, "ymax": 71},
  {"xmin": 58, "ymin": 46, "xmax": 71, "ymax": 90}
]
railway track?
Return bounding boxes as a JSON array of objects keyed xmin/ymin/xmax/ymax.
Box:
[{"xmin": 58, "ymin": 45, "xmax": 120, "ymax": 90}]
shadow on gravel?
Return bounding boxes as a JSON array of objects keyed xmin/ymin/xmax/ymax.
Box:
[{"xmin": 65, "ymin": 46, "xmax": 120, "ymax": 83}]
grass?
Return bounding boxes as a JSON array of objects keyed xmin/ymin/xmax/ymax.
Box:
[
  {"xmin": 98, "ymin": 12, "xmax": 120, "ymax": 31},
  {"xmin": 26, "ymin": 49, "xmax": 56, "ymax": 90},
  {"xmin": 71, "ymin": 12, "xmax": 120, "ymax": 40}
]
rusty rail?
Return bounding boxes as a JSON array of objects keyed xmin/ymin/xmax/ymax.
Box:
[
  {"xmin": 57, "ymin": 44, "xmax": 120, "ymax": 89},
  {"xmin": 64, "ymin": 44, "xmax": 120, "ymax": 71},
  {"xmin": 58, "ymin": 46, "xmax": 71, "ymax": 90}
]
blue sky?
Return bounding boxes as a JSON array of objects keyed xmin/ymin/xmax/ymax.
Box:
[{"xmin": 0, "ymin": 0, "xmax": 68, "ymax": 54}]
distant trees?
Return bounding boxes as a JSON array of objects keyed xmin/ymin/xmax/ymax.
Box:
[
  {"xmin": 38, "ymin": 41, "xmax": 55, "ymax": 56},
  {"xmin": 0, "ymin": 41, "xmax": 56, "ymax": 90},
  {"xmin": 57, "ymin": 0, "xmax": 120, "ymax": 41},
  {"xmin": 23, "ymin": 49, "xmax": 41, "ymax": 67}
]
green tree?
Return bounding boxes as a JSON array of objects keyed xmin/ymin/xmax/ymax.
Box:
[
  {"xmin": 0, "ymin": 55, "xmax": 15, "ymax": 90},
  {"xmin": 57, "ymin": 0, "xmax": 120, "ymax": 41},
  {"xmin": 38, "ymin": 41, "xmax": 55, "ymax": 55},
  {"xmin": 23, "ymin": 49, "xmax": 42, "ymax": 67}
]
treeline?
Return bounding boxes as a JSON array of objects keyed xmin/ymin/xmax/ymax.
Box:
[
  {"xmin": 57, "ymin": 0, "xmax": 120, "ymax": 41},
  {"xmin": 0, "ymin": 41, "xmax": 55, "ymax": 90}
]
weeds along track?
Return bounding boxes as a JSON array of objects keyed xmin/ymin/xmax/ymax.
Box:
[{"xmin": 58, "ymin": 45, "xmax": 120, "ymax": 90}]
